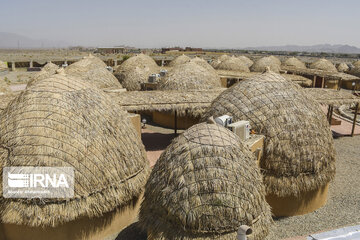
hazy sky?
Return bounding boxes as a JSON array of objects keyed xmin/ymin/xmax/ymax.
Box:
[{"xmin": 1, "ymin": 0, "xmax": 359, "ymax": 48}]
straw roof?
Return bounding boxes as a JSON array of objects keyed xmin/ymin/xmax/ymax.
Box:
[
  {"xmin": 108, "ymin": 89, "xmax": 226, "ymax": 118},
  {"xmin": 304, "ymin": 88, "xmax": 360, "ymax": 105},
  {"xmin": 114, "ymin": 54, "xmax": 159, "ymax": 91},
  {"xmin": 210, "ymin": 55, "xmax": 230, "ymax": 68},
  {"xmin": 0, "ymin": 73, "xmax": 150, "ymax": 227},
  {"xmin": 140, "ymin": 123, "xmax": 272, "ymax": 240},
  {"xmin": 237, "ymin": 56, "xmax": 254, "ymax": 67},
  {"xmin": 204, "ymin": 71, "xmax": 336, "ymax": 197},
  {"xmin": 27, "ymin": 62, "xmax": 59, "ymax": 87},
  {"xmin": 215, "ymin": 56, "xmax": 250, "ymax": 72},
  {"xmin": 65, "ymin": 55, "xmax": 122, "ymax": 89},
  {"xmin": 353, "ymin": 60, "xmax": 360, "ymax": 68},
  {"xmin": 282, "ymin": 57, "xmax": 306, "ymax": 69},
  {"xmin": 190, "ymin": 57, "xmax": 217, "ymax": 75},
  {"xmin": 0, "ymin": 93, "xmax": 17, "ymax": 111},
  {"xmin": 282, "ymin": 66, "xmax": 360, "ymax": 81},
  {"xmin": 310, "ymin": 58, "xmax": 337, "ymax": 72},
  {"xmin": 169, "ymin": 54, "xmax": 191, "ymax": 67},
  {"xmin": 348, "ymin": 66, "xmax": 360, "ymax": 77},
  {"xmin": 0, "ymin": 78, "xmax": 10, "ymax": 94},
  {"xmin": 0, "ymin": 60, "xmax": 7, "ymax": 70},
  {"xmin": 158, "ymin": 61, "xmax": 221, "ymax": 91},
  {"xmin": 337, "ymin": 63, "xmax": 349, "ymax": 72},
  {"xmin": 250, "ymin": 56, "xmax": 281, "ymax": 73}
]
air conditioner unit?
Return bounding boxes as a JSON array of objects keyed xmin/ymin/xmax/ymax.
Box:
[
  {"xmin": 228, "ymin": 121, "xmax": 250, "ymax": 141},
  {"xmin": 148, "ymin": 74, "xmax": 157, "ymax": 83},
  {"xmin": 214, "ymin": 115, "xmax": 233, "ymax": 127},
  {"xmin": 106, "ymin": 66, "xmax": 113, "ymax": 72},
  {"xmin": 160, "ymin": 69, "xmax": 167, "ymax": 76}
]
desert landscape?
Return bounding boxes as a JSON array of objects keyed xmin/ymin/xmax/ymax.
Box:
[{"xmin": 1, "ymin": 1, "xmax": 360, "ymax": 240}]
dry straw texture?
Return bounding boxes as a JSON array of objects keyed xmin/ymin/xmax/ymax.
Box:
[
  {"xmin": 0, "ymin": 73, "xmax": 150, "ymax": 227},
  {"xmin": 304, "ymin": 88, "xmax": 360, "ymax": 105},
  {"xmin": 348, "ymin": 66, "xmax": 360, "ymax": 77},
  {"xmin": 190, "ymin": 57, "xmax": 218, "ymax": 76},
  {"xmin": 353, "ymin": 60, "xmax": 360, "ymax": 67},
  {"xmin": 0, "ymin": 60, "xmax": 7, "ymax": 70},
  {"xmin": 158, "ymin": 61, "xmax": 221, "ymax": 91},
  {"xmin": 203, "ymin": 72, "xmax": 336, "ymax": 197},
  {"xmin": 140, "ymin": 123, "xmax": 272, "ymax": 240},
  {"xmin": 215, "ymin": 56, "xmax": 250, "ymax": 72},
  {"xmin": 27, "ymin": 62, "xmax": 59, "ymax": 87},
  {"xmin": 310, "ymin": 59, "xmax": 337, "ymax": 72},
  {"xmin": 237, "ymin": 56, "xmax": 254, "ymax": 67},
  {"xmin": 210, "ymin": 55, "xmax": 230, "ymax": 69},
  {"xmin": 250, "ymin": 56, "xmax": 281, "ymax": 73},
  {"xmin": 64, "ymin": 55, "xmax": 122, "ymax": 89},
  {"xmin": 169, "ymin": 54, "xmax": 191, "ymax": 67},
  {"xmin": 0, "ymin": 78, "xmax": 10, "ymax": 94},
  {"xmin": 109, "ymin": 89, "xmax": 226, "ymax": 117},
  {"xmin": 282, "ymin": 57, "xmax": 306, "ymax": 69},
  {"xmin": 0, "ymin": 94, "xmax": 17, "ymax": 111},
  {"xmin": 114, "ymin": 54, "xmax": 159, "ymax": 91},
  {"xmin": 337, "ymin": 63, "xmax": 349, "ymax": 72}
]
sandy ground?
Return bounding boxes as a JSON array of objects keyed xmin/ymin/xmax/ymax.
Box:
[
  {"xmin": 119, "ymin": 131, "xmax": 360, "ymax": 240},
  {"xmin": 1, "ymin": 69, "xmax": 35, "ymax": 84}
]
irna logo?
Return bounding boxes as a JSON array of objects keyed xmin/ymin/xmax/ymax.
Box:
[
  {"xmin": 3, "ymin": 167, "xmax": 74, "ymax": 199},
  {"xmin": 7, "ymin": 172, "xmax": 69, "ymax": 188}
]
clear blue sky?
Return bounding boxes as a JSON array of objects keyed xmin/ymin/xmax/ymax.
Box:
[{"xmin": 0, "ymin": 0, "xmax": 359, "ymax": 48}]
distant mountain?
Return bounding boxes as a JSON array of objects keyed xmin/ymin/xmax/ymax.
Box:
[
  {"xmin": 244, "ymin": 44, "xmax": 360, "ymax": 54},
  {"xmin": 0, "ymin": 32, "xmax": 69, "ymax": 49}
]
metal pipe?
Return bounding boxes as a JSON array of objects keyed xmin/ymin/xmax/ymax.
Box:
[{"xmin": 237, "ymin": 225, "xmax": 252, "ymax": 240}]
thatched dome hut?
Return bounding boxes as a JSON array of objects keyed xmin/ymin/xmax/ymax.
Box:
[
  {"xmin": 27, "ymin": 62, "xmax": 59, "ymax": 87},
  {"xmin": 215, "ymin": 56, "xmax": 250, "ymax": 72},
  {"xmin": 309, "ymin": 59, "xmax": 337, "ymax": 72},
  {"xmin": 140, "ymin": 123, "xmax": 272, "ymax": 240},
  {"xmin": 204, "ymin": 72, "xmax": 336, "ymax": 216},
  {"xmin": 237, "ymin": 55, "xmax": 254, "ymax": 67},
  {"xmin": 158, "ymin": 61, "xmax": 220, "ymax": 91},
  {"xmin": 0, "ymin": 73, "xmax": 150, "ymax": 238},
  {"xmin": 169, "ymin": 54, "xmax": 191, "ymax": 67},
  {"xmin": 337, "ymin": 62, "xmax": 349, "ymax": 72},
  {"xmin": 114, "ymin": 54, "xmax": 159, "ymax": 91},
  {"xmin": 353, "ymin": 60, "xmax": 360, "ymax": 68},
  {"xmin": 64, "ymin": 55, "xmax": 122, "ymax": 89},
  {"xmin": 190, "ymin": 57, "xmax": 218, "ymax": 75},
  {"xmin": 348, "ymin": 66, "xmax": 360, "ymax": 77},
  {"xmin": 155, "ymin": 62, "xmax": 220, "ymax": 129},
  {"xmin": 210, "ymin": 54, "xmax": 230, "ymax": 68},
  {"xmin": 282, "ymin": 57, "xmax": 306, "ymax": 69},
  {"xmin": 250, "ymin": 56, "xmax": 281, "ymax": 73}
]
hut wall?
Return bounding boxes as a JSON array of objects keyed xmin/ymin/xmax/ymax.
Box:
[
  {"xmin": 1, "ymin": 196, "xmax": 143, "ymax": 240},
  {"xmin": 341, "ymin": 80, "xmax": 360, "ymax": 90},
  {"xmin": 265, "ymin": 183, "xmax": 329, "ymax": 217},
  {"xmin": 128, "ymin": 113, "xmax": 141, "ymax": 139},
  {"xmin": 152, "ymin": 111, "xmax": 200, "ymax": 129}
]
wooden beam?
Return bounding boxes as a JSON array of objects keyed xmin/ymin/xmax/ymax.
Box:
[
  {"xmin": 327, "ymin": 105, "xmax": 331, "ymax": 120},
  {"xmin": 328, "ymin": 105, "xmax": 333, "ymax": 125},
  {"xmin": 174, "ymin": 110, "xmax": 178, "ymax": 135},
  {"xmin": 321, "ymin": 77, "xmax": 325, "ymax": 88},
  {"xmin": 351, "ymin": 103, "xmax": 359, "ymax": 137},
  {"xmin": 313, "ymin": 75, "xmax": 316, "ymax": 87}
]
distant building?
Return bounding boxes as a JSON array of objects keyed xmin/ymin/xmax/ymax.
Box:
[
  {"xmin": 185, "ymin": 47, "xmax": 203, "ymax": 52},
  {"xmin": 161, "ymin": 47, "xmax": 203, "ymax": 54},
  {"xmin": 161, "ymin": 47, "xmax": 183, "ymax": 54},
  {"xmin": 96, "ymin": 47, "xmax": 125, "ymax": 54}
]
